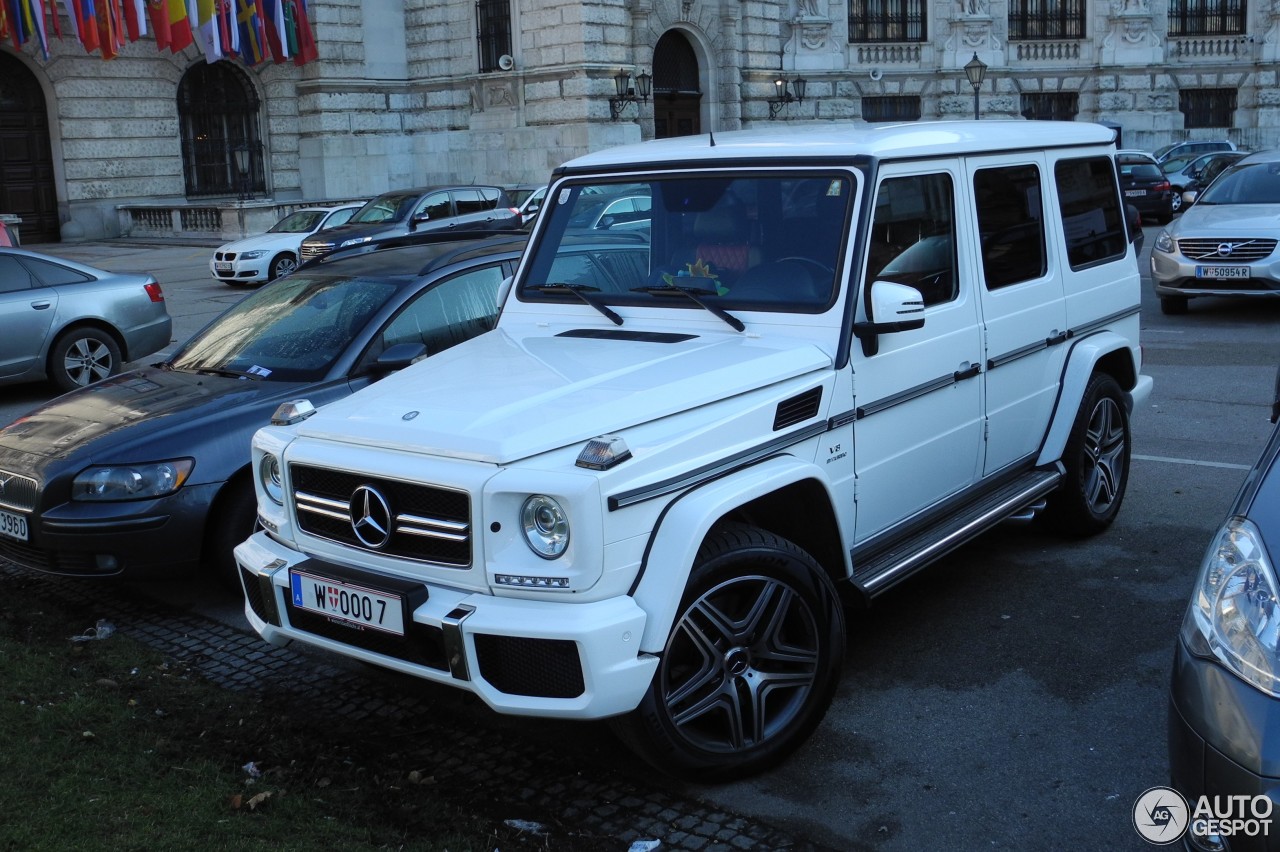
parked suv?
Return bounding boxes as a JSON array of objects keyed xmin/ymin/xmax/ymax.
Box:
[
  {"xmin": 1116, "ymin": 150, "xmax": 1174, "ymax": 224},
  {"xmin": 236, "ymin": 122, "xmax": 1152, "ymax": 780},
  {"xmin": 1153, "ymin": 140, "xmax": 1236, "ymax": 166},
  {"xmin": 300, "ymin": 186, "xmax": 521, "ymax": 262}
]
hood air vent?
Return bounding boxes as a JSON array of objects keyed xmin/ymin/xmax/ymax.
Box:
[{"xmin": 773, "ymin": 387, "xmax": 822, "ymax": 431}]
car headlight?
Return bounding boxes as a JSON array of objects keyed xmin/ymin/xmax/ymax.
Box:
[
  {"xmin": 1185, "ymin": 516, "xmax": 1280, "ymax": 697},
  {"xmin": 1153, "ymin": 229, "xmax": 1175, "ymax": 254},
  {"xmin": 72, "ymin": 459, "xmax": 194, "ymax": 502},
  {"xmin": 339, "ymin": 236, "xmax": 373, "ymax": 248},
  {"xmin": 259, "ymin": 454, "xmax": 285, "ymax": 505},
  {"xmin": 240, "ymin": 250, "xmax": 267, "ymax": 259},
  {"xmin": 520, "ymin": 495, "xmax": 569, "ymax": 559}
]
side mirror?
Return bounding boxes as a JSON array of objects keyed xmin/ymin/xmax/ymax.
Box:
[
  {"xmin": 496, "ymin": 275, "xmax": 514, "ymax": 309},
  {"xmin": 374, "ymin": 341, "xmax": 428, "ymax": 374},
  {"xmin": 1182, "ymin": 189, "xmax": 1199, "ymax": 207},
  {"xmin": 853, "ymin": 280, "xmax": 925, "ymax": 356}
]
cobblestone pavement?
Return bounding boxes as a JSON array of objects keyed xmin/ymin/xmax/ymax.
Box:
[{"xmin": 1, "ymin": 562, "xmax": 838, "ymax": 852}]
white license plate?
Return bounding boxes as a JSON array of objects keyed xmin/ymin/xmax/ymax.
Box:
[
  {"xmin": 0, "ymin": 508, "xmax": 28, "ymax": 542},
  {"xmin": 1196, "ymin": 266, "xmax": 1250, "ymax": 279},
  {"xmin": 214, "ymin": 261, "xmax": 234, "ymax": 271},
  {"xmin": 1124, "ymin": 189, "xmax": 1147, "ymax": 197},
  {"xmin": 289, "ymin": 570, "xmax": 405, "ymax": 635}
]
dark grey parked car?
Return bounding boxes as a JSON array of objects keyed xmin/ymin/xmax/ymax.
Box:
[
  {"xmin": 300, "ymin": 185, "xmax": 522, "ymax": 262},
  {"xmin": 1168, "ymin": 366, "xmax": 1280, "ymax": 852},
  {"xmin": 0, "ymin": 234, "xmax": 525, "ymax": 587},
  {"xmin": 0, "ymin": 247, "xmax": 172, "ymax": 392}
]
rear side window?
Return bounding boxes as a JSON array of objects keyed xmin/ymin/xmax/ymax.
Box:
[
  {"xmin": 453, "ymin": 189, "xmax": 488, "ymax": 215},
  {"xmin": 24, "ymin": 256, "xmax": 95, "ymax": 286},
  {"xmin": 477, "ymin": 187, "xmax": 501, "ymax": 208},
  {"xmin": 974, "ymin": 164, "xmax": 1047, "ymax": 290},
  {"xmin": 1053, "ymin": 157, "xmax": 1126, "ymax": 270}
]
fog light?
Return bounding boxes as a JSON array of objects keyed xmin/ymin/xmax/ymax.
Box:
[{"xmin": 94, "ymin": 554, "xmax": 119, "ymax": 572}]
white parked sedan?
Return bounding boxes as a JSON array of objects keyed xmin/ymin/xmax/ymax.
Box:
[{"xmin": 210, "ymin": 204, "xmax": 363, "ymax": 286}]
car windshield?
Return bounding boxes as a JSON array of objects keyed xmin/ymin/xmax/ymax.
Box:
[
  {"xmin": 349, "ymin": 193, "xmax": 419, "ymax": 224},
  {"xmin": 1196, "ymin": 161, "xmax": 1280, "ymax": 205},
  {"xmin": 267, "ymin": 210, "xmax": 327, "ymax": 233},
  {"xmin": 169, "ymin": 274, "xmax": 398, "ymax": 382},
  {"xmin": 520, "ymin": 173, "xmax": 854, "ymax": 313}
]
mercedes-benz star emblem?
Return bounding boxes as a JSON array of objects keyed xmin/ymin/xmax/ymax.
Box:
[{"xmin": 349, "ymin": 485, "xmax": 393, "ymax": 549}]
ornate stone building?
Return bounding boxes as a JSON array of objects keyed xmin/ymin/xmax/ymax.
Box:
[{"xmin": 1, "ymin": 0, "xmax": 1275, "ymax": 242}]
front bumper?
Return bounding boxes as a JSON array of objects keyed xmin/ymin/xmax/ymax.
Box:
[
  {"xmin": 0, "ymin": 481, "xmax": 219, "ymax": 577},
  {"xmin": 1169, "ymin": 637, "xmax": 1280, "ymax": 852},
  {"xmin": 236, "ymin": 531, "xmax": 658, "ymax": 719},
  {"xmin": 1151, "ymin": 250, "xmax": 1280, "ymax": 300},
  {"xmin": 210, "ymin": 259, "xmax": 267, "ymax": 284}
]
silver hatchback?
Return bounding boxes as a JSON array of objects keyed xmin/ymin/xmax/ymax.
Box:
[
  {"xmin": 1150, "ymin": 150, "xmax": 1280, "ymax": 315},
  {"xmin": 0, "ymin": 248, "xmax": 173, "ymax": 391}
]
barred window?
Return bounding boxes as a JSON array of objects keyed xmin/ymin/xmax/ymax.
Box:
[
  {"xmin": 1008, "ymin": 0, "xmax": 1085, "ymax": 40},
  {"xmin": 1020, "ymin": 92, "xmax": 1079, "ymax": 121},
  {"xmin": 177, "ymin": 62, "xmax": 264, "ymax": 198},
  {"xmin": 1168, "ymin": 0, "xmax": 1245, "ymax": 35},
  {"xmin": 849, "ymin": 0, "xmax": 927, "ymax": 42},
  {"xmin": 862, "ymin": 96, "xmax": 922, "ymax": 122},
  {"xmin": 1179, "ymin": 88, "xmax": 1237, "ymax": 128},
  {"xmin": 477, "ymin": 0, "xmax": 512, "ymax": 73}
]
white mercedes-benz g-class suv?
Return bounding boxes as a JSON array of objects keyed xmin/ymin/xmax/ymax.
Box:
[{"xmin": 236, "ymin": 121, "xmax": 1151, "ymax": 780}]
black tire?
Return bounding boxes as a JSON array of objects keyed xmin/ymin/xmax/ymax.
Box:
[
  {"xmin": 610, "ymin": 523, "xmax": 844, "ymax": 781},
  {"xmin": 1160, "ymin": 295, "xmax": 1189, "ymax": 315},
  {"xmin": 1042, "ymin": 373, "xmax": 1131, "ymax": 537},
  {"xmin": 204, "ymin": 480, "xmax": 259, "ymax": 592},
  {"xmin": 49, "ymin": 326, "xmax": 122, "ymax": 392},
  {"xmin": 268, "ymin": 252, "xmax": 298, "ymax": 280}
]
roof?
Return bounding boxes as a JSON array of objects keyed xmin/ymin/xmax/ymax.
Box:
[{"xmin": 557, "ymin": 120, "xmax": 1117, "ymax": 172}]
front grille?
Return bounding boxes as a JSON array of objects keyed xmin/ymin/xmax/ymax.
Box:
[
  {"xmin": 1178, "ymin": 238, "xmax": 1278, "ymax": 262},
  {"xmin": 474, "ymin": 633, "xmax": 585, "ymax": 698},
  {"xmin": 300, "ymin": 243, "xmax": 331, "ymax": 261},
  {"xmin": 286, "ymin": 598, "xmax": 449, "ymax": 670},
  {"xmin": 289, "ymin": 464, "xmax": 472, "ymax": 566},
  {"xmin": 0, "ymin": 469, "xmax": 38, "ymax": 512},
  {"xmin": 214, "ymin": 250, "xmax": 237, "ymax": 261}
]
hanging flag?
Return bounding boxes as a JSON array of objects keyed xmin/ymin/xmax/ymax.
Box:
[
  {"xmin": 76, "ymin": 0, "xmax": 99, "ymax": 53},
  {"xmin": 145, "ymin": 0, "xmax": 167, "ymax": 47},
  {"xmin": 282, "ymin": 0, "xmax": 314, "ymax": 65},
  {"xmin": 59, "ymin": 0, "xmax": 79, "ymax": 41},
  {"xmin": 23, "ymin": 0, "xmax": 50, "ymax": 59},
  {"xmin": 121, "ymin": 0, "xmax": 145, "ymax": 40},
  {"xmin": 233, "ymin": 0, "xmax": 266, "ymax": 64},
  {"xmin": 259, "ymin": 0, "xmax": 285, "ymax": 61},
  {"xmin": 0, "ymin": 1, "xmax": 13, "ymax": 48},
  {"xmin": 45, "ymin": 0, "xmax": 60, "ymax": 37},
  {"xmin": 166, "ymin": 0, "xmax": 190, "ymax": 51},
  {"xmin": 189, "ymin": 0, "xmax": 221, "ymax": 63},
  {"xmin": 217, "ymin": 0, "xmax": 234, "ymax": 57},
  {"xmin": 94, "ymin": 0, "xmax": 118, "ymax": 58}
]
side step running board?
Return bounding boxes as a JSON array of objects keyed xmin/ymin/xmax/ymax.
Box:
[{"xmin": 852, "ymin": 467, "xmax": 1063, "ymax": 598}]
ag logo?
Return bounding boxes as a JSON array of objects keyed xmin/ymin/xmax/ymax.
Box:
[{"xmin": 1133, "ymin": 786, "xmax": 1190, "ymax": 844}]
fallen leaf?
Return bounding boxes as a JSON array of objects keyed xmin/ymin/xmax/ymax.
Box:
[
  {"xmin": 247, "ymin": 791, "xmax": 272, "ymax": 811},
  {"xmin": 229, "ymin": 794, "xmax": 243, "ymax": 810}
]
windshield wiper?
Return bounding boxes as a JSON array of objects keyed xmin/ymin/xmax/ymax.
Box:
[
  {"xmin": 194, "ymin": 367, "xmax": 266, "ymax": 381},
  {"xmin": 630, "ymin": 284, "xmax": 744, "ymax": 332},
  {"xmin": 525, "ymin": 283, "xmax": 623, "ymax": 326}
]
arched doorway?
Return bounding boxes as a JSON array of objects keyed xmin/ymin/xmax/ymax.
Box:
[
  {"xmin": 652, "ymin": 31, "xmax": 701, "ymax": 139},
  {"xmin": 0, "ymin": 52, "xmax": 58, "ymax": 244},
  {"xmin": 177, "ymin": 62, "xmax": 265, "ymax": 197}
]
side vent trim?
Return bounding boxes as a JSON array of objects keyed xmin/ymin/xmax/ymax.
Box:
[{"xmin": 773, "ymin": 387, "xmax": 823, "ymax": 431}]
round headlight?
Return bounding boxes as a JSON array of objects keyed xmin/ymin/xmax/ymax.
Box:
[
  {"xmin": 259, "ymin": 454, "xmax": 284, "ymax": 505},
  {"xmin": 520, "ymin": 495, "xmax": 569, "ymax": 559}
]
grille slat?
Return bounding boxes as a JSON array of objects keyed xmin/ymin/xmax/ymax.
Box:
[
  {"xmin": 1177, "ymin": 238, "xmax": 1278, "ymax": 262},
  {"xmin": 0, "ymin": 469, "xmax": 38, "ymax": 512},
  {"xmin": 289, "ymin": 464, "xmax": 472, "ymax": 567}
]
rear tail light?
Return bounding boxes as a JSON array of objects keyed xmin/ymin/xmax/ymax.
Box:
[
  {"xmin": 144, "ymin": 282, "xmax": 165, "ymax": 302},
  {"xmin": 1154, "ymin": 180, "xmax": 1171, "ymax": 192}
]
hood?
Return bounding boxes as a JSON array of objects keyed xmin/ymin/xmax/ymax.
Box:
[
  {"xmin": 217, "ymin": 231, "xmax": 302, "ymax": 253},
  {"xmin": 294, "ymin": 328, "xmax": 831, "ymax": 464},
  {"xmin": 0, "ymin": 366, "xmax": 324, "ymax": 478},
  {"xmin": 305, "ymin": 221, "xmax": 403, "ymax": 245},
  {"xmin": 1178, "ymin": 204, "xmax": 1280, "ymax": 234}
]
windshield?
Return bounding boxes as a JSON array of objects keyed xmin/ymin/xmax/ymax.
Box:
[
  {"xmin": 1197, "ymin": 161, "xmax": 1280, "ymax": 205},
  {"xmin": 349, "ymin": 193, "xmax": 419, "ymax": 225},
  {"xmin": 169, "ymin": 274, "xmax": 398, "ymax": 382},
  {"xmin": 520, "ymin": 173, "xmax": 854, "ymax": 313},
  {"xmin": 268, "ymin": 210, "xmax": 326, "ymax": 233}
]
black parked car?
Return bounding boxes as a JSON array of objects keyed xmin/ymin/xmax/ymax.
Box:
[
  {"xmin": 1168, "ymin": 366, "xmax": 1280, "ymax": 852},
  {"xmin": 0, "ymin": 234, "xmax": 526, "ymax": 586},
  {"xmin": 1116, "ymin": 151, "xmax": 1175, "ymax": 224},
  {"xmin": 300, "ymin": 185, "xmax": 522, "ymax": 262}
]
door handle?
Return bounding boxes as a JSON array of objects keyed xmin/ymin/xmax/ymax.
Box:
[{"xmin": 30, "ymin": 301, "xmax": 52, "ymax": 310}]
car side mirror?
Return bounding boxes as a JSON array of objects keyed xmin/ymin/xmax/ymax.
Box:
[
  {"xmin": 853, "ymin": 279, "xmax": 925, "ymax": 356},
  {"xmin": 1182, "ymin": 189, "xmax": 1198, "ymax": 207},
  {"xmin": 374, "ymin": 341, "xmax": 428, "ymax": 374},
  {"xmin": 497, "ymin": 275, "xmax": 514, "ymax": 309}
]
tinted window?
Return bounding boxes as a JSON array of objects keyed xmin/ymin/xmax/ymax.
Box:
[
  {"xmin": 416, "ymin": 193, "xmax": 452, "ymax": 221},
  {"xmin": 0, "ymin": 255, "xmax": 35, "ymax": 293},
  {"xmin": 453, "ymin": 189, "xmax": 488, "ymax": 215},
  {"xmin": 325, "ymin": 207, "xmax": 358, "ymax": 227},
  {"xmin": 477, "ymin": 187, "xmax": 501, "ymax": 207},
  {"xmin": 1054, "ymin": 157, "xmax": 1126, "ymax": 270},
  {"xmin": 975, "ymin": 164, "xmax": 1046, "ymax": 290},
  {"xmin": 1128, "ymin": 164, "xmax": 1164, "ymax": 181},
  {"xmin": 866, "ymin": 173, "xmax": 957, "ymax": 306},
  {"xmin": 269, "ymin": 210, "xmax": 326, "ymax": 233},
  {"xmin": 24, "ymin": 256, "xmax": 94, "ymax": 286},
  {"xmin": 351, "ymin": 192, "xmax": 421, "ymax": 224},
  {"xmin": 1198, "ymin": 161, "xmax": 1280, "ymax": 205},
  {"xmin": 371, "ymin": 264, "xmax": 504, "ymax": 362}
]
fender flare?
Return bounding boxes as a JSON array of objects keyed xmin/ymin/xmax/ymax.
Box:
[
  {"xmin": 631, "ymin": 454, "xmax": 842, "ymax": 653},
  {"xmin": 1036, "ymin": 331, "xmax": 1134, "ymax": 467}
]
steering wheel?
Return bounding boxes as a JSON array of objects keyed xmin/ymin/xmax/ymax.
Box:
[{"xmin": 775, "ymin": 256, "xmax": 835, "ymax": 275}]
